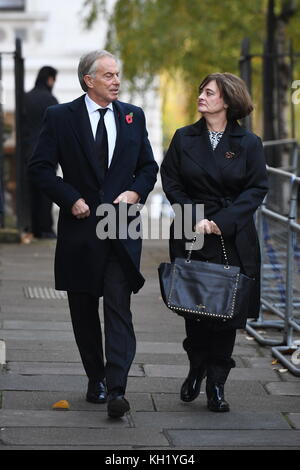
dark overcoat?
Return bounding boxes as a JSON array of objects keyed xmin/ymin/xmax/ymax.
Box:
[
  {"xmin": 28, "ymin": 95, "xmax": 158, "ymax": 296},
  {"xmin": 160, "ymin": 117, "xmax": 269, "ymax": 328}
]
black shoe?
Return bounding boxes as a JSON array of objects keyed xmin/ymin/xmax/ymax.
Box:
[
  {"xmin": 206, "ymin": 383, "xmax": 230, "ymax": 412},
  {"xmin": 86, "ymin": 380, "xmax": 107, "ymax": 404},
  {"xmin": 180, "ymin": 365, "xmax": 206, "ymax": 402},
  {"xmin": 107, "ymin": 392, "xmax": 130, "ymax": 418}
]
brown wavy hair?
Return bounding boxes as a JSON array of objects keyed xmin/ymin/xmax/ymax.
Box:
[{"xmin": 199, "ymin": 72, "xmax": 253, "ymax": 121}]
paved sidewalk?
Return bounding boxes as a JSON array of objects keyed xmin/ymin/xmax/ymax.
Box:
[{"xmin": 0, "ymin": 238, "xmax": 300, "ymax": 450}]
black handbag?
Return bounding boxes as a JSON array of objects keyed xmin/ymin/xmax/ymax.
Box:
[{"xmin": 158, "ymin": 236, "xmax": 254, "ymax": 322}]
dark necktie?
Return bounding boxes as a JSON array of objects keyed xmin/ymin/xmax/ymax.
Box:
[{"xmin": 95, "ymin": 108, "xmax": 108, "ymax": 179}]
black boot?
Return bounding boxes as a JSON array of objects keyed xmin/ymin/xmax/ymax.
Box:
[
  {"xmin": 206, "ymin": 382, "xmax": 230, "ymax": 412},
  {"xmin": 180, "ymin": 364, "xmax": 206, "ymax": 402},
  {"xmin": 206, "ymin": 361, "xmax": 234, "ymax": 412}
]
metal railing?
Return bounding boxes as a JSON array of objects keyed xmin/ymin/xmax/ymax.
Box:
[
  {"xmin": 246, "ymin": 143, "xmax": 300, "ymax": 376},
  {"xmin": 0, "ymin": 39, "xmax": 25, "ymax": 231},
  {"xmin": 263, "ymin": 139, "xmax": 298, "ymax": 173}
]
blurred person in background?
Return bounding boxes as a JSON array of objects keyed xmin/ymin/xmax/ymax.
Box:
[{"xmin": 23, "ymin": 66, "xmax": 58, "ymax": 239}]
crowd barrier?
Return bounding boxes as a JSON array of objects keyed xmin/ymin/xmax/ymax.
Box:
[{"xmin": 246, "ymin": 140, "xmax": 300, "ymax": 375}]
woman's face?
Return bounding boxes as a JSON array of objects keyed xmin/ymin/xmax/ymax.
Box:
[{"xmin": 198, "ymin": 80, "xmax": 227, "ymax": 117}]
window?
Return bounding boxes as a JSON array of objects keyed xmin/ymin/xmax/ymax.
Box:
[{"xmin": 0, "ymin": 0, "xmax": 25, "ymax": 11}]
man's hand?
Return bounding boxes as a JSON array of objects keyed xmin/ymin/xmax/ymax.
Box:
[
  {"xmin": 194, "ymin": 219, "xmax": 221, "ymax": 235},
  {"xmin": 113, "ymin": 191, "xmax": 140, "ymax": 204},
  {"xmin": 71, "ymin": 198, "xmax": 90, "ymax": 219}
]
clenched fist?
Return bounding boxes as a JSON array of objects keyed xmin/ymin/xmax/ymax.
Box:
[{"xmin": 71, "ymin": 198, "xmax": 90, "ymax": 219}]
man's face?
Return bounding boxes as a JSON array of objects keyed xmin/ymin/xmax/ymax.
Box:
[
  {"xmin": 84, "ymin": 56, "xmax": 120, "ymax": 106},
  {"xmin": 47, "ymin": 76, "xmax": 56, "ymax": 91}
]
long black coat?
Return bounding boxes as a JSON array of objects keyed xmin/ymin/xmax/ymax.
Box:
[
  {"xmin": 161, "ymin": 117, "xmax": 268, "ymax": 327},
  {"xmin": 28, "ymin": 95, "xmax": 158, "ymax": 296}
]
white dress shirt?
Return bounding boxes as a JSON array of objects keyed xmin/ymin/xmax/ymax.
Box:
[{"xmin": 84, "ymin": 94, "xmax": 117, "ymax": 168}]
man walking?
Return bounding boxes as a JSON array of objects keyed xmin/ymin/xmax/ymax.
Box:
[{"xmin": 28, "ymin": 50, "xmax": 158, "ymax": 418}]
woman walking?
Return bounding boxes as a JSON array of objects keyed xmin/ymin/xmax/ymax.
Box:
[{"xmin": 161, "ymin": 73, "xmax": 268, "ymax": 412}]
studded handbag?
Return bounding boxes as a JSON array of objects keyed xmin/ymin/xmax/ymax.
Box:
[{"xmin": 158, "ymin": 236, "xmax": 254, "ymax": 322}]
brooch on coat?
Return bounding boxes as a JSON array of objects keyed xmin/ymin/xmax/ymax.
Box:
[{"xmin": 225, "ymin": 151, "xmax": 236, "ymax": 159}]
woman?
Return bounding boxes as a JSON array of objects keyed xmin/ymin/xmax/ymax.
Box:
[{"xmin": 160, "ymin": 73, "xmax": 268, "ymax": 412}]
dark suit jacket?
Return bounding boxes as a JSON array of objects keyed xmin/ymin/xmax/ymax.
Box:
[
  {"xmin": 161, "ymin": 117, "xmax": 269, "ymax": 323},
  {"xmin": 28, "ymin": 95, "xmax": 158, "ymax": 296}
]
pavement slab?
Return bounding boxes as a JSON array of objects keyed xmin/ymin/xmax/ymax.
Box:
[
  {"xmin": 0, "ymin": 427, "xmax": 169, "ymax": 447},
  {"xmin": 130, "ymin": 411, "xmax": 290, "ymax": 430},
  {"xmin": 6, "ymin": 362, "xmax": 144, "ymax": 377},
  {"xmin": 143, "ymin": 364, "xmax": 280, "ymax": 381},
  {"xmin": 265, "ymin": 382, "xmax": 300, "ymax": 396},
  {"xmin": 0, "ymin": 409, "xmax": 131, "ymax": 428},
  {"xmin": 165, "ymin": 430, "xmax": 300, "ymax": 448},
  {"xmin": 2, "ymin": 391, "xmax": 154, "ymax": 412},
  {"xmin": 152, "ymin": 390, "xmax": 300, "ymax": 413}
]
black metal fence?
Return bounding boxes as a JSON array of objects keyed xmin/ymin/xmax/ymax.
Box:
[
  {"xmin": 246, "ymin": 157, "xmax": 300, "ymax": 376},
  {"xmin": 239, "ymin": 37, "xmax": 300, "ymax": 170},
  {"xmin": 0, "ymin": 38, "xmax": 26, "ymax": 232},
  {"xmin": 239, "ymin": 39, "xmax": 300, "ymax": 374}
]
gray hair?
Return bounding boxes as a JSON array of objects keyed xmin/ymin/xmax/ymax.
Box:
[{"xmin": 78, "ymin": 50, "xmax": 117, "ymax": 92}]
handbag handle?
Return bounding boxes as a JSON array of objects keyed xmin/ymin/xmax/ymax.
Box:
[{"xmin": 186, "ymin": 235, "xmax": 230, "ymax": 269}]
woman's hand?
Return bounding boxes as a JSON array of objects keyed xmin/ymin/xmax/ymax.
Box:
[
  {"xmin": 113, "ymin": 191, "xmax": 140, "ymax": 204},
  {"xmin": 194, "ymin": 219, "xmax": 221, "ymax": 235}
]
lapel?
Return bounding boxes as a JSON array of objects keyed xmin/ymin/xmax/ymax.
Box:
[
  {"xmin": 68, "ymin": 95, "xmax": 103, "ymax": 186},
  {"xmin": 183, "ymin": 117, "xmax": 246, "ymax": 185},
  {"xmin": 183, "ymin": 118, "xmax": 222, "ymax": 185}
]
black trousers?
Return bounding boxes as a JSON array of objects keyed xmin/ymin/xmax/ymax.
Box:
[
  {"xmin": 183, "ymin": 319, "xmax": 236, "ymax": 369},
  {"xmin": 67, "ymin": 250, "xmax": 135, "ymax": 394}
]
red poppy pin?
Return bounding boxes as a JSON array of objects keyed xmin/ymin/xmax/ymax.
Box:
[{"xmin": 126, "ymin": 112, "xmax": 133, "ymax": 124}]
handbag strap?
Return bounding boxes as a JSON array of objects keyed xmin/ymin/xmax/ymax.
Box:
[{"xmin": 186, "ymin": 235, "xmax": 230, "ymax": 269}]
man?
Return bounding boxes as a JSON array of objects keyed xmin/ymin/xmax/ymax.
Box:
[
  {"xmin": 23, "ymin": 66, "xmax": 58, "ymax": 239},
  {"xmin": 28, "ymin": 51, "xmax": 158, "ymax": 418}
]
